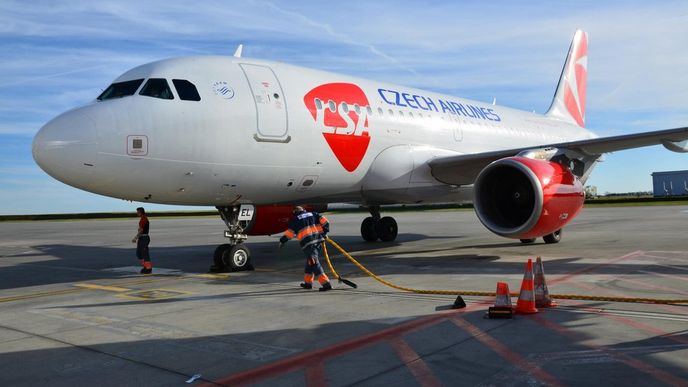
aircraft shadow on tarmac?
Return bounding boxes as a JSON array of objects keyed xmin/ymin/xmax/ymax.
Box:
[
  {"xmin": 2, "ymin": 306, "xmax": 688, "ymax": 386},
  {"xmin": 1, "ymin": 237, "xmax": 687, "ymax": 292}
]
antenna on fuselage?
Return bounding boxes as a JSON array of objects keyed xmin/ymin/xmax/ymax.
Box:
[{"xmin": 233, "ymin": 44, "xmax": 243, "ymax": 58}]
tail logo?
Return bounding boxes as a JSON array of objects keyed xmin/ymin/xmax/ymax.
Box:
[
  {"xmin": 303, "ymin": 83, "xmax": 371, "ymax": 172},
  {"xmin": 563, "ymin": 32, "xmax": 588, "ymax": 127}
]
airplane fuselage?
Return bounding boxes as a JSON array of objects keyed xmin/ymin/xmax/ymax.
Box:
[{"xmin": 33, "ymin": 56, "xmax": 595, "ymax": 207}]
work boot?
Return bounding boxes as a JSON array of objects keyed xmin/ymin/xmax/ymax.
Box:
[
  {"xmin": 300, "ymin": 282, "xmax": 313, "ymax": 289},
  {"xmin": 140, "ymin": 268, "xmax": 152, "ymax": 274},
  {"xmin": 319, "ymin": 282, "xmax": 332, "ymax": 292}
]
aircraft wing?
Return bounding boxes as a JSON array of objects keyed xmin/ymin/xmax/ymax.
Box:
[{"xmin": 429, "ymin": 126, "xmax": 688, "ymax": 185}]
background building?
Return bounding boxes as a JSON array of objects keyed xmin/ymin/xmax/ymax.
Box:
[{"xmin": 651, "ymin": 170, "xmax": 688, "ymax": 197}]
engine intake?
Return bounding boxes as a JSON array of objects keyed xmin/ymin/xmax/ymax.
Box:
[{"xmin": 473, "ymin": 156, "xmax": 584, "ymax": 239}]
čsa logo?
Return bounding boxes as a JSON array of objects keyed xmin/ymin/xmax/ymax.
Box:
[{"xmin": 303, "ymin": 83, "xmax": 371, "ymax": 172}]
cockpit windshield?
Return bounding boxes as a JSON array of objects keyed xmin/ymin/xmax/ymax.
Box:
[
  {"xmin": 139, "ymin": 78, "xmax": 174, "ymax": 100},
  {"xmin": 97, "ymin": 79, "xmax": 144, "ymax": 101}
]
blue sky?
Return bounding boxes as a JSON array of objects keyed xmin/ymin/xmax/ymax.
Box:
[{"xmin": 1, "ymin": 0, "xmax": 687, "ymax": 214}]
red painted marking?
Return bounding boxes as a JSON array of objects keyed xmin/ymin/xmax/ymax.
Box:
[
  {"xmin": 303, "ymin": 82, "xmax": 371, "ymax": 172},
  {"xmin": 616, "ymin": 275, "xmax": 688, "ymax": 297},
  {"xmin": 573, "ymin": 279, "xmax": 685, "ymax": 318},
  {"xmin": 566, "ymin": 294, "xmax": 688, "ymax": 346},
  {"xmin": 201, "ymin": 308, "xmax": 473, "ymax": 387},
  {"xmin": 389, "ymin": 337, "xmax": 442, "ymax": 387},
  {"xmin": 529, "ymin": 314, "xmax": 687, "ymax": 386},
  {"xmin": 548, "ymin": 250, "xmax": 643, "ymax": 286},
  {"xmin": 322, "ymin": 132, "xmax": 370, "ymax": 172},
  {"xmin": 305, "ymin": 362, "xmax": 328, "ymax": 387},
  {"xmin": 451, "ymin": 316, "xmax": 563, "ymax": 387},
  {"xmin": 640, "ymin": 270, "xmax": 688, "ymax": 283}
]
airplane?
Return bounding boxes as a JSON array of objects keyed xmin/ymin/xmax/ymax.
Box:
[{"xmin": 32, "ymin": 30, "xmax": 688, "ymax": 272}]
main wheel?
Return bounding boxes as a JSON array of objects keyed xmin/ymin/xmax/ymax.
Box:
[
  {"xmin": 212, "ymin": 244, "xmax": 232, "ymax": 270},
  {"xmin": 520, "ymin": 238, "xmax": 536, "ymax": 244},
  {"xmin": 376, "ymin": 216, "xmax": 398, "ymax": 242},
  {"xmin": 361, "ymin": 217, "xmax": 378, "ymax": 242},
  {"xmin": 543, "ymin": 229, "xmax": 562, "ymax": 244},
  {"xmin": 222, "ymin": 244, "xmax": 253, "ymax": 271}
]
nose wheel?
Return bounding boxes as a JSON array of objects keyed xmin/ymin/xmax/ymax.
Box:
[
  {"xmin": 360, "ymin": 206, "xmax": 398, "ymax": 242},
  {"xmin": 211, "ymin": 206, "xmax": 254, "ymax": 272},
  {"xmin": 213, "ymin": 244, "xmax": 253, "ymax": 272}
]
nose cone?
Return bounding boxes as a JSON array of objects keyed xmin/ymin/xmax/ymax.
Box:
[{"xmin": 33, "ymin": 110, "xmax": 98, "ymax": 189}]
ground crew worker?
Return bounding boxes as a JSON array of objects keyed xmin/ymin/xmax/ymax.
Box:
[
  {"xmin": 132, "ymin": 207, "xmax": 153, "ymax": 274},
  {"xmin": 279, "ymin": 206, "xmax": 332, "ymax": 291}
]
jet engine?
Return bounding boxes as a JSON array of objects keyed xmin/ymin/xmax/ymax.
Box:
[{"xmin": 473, "ymin": 156, "xmax": 584, "ymax": 240}]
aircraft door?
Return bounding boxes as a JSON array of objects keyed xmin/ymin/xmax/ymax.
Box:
[{"xmin": 240, "ymin": 64, "xmax": 290, "ymax": 143}]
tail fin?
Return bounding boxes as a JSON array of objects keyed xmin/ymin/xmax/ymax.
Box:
[{"xmin": 546, "ymin": 29, "xmax": 588, "ymax": 127}]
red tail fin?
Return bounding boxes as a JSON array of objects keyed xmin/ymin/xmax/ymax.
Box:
[{"xmin": 546, "ymin": 30, "xmax": 588, "ymax": 127}]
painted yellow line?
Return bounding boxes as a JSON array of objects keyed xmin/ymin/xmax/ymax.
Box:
[
  {"xmin": 0, "ymin": 288, "xmax": 84, "ymax": 303},
  {"xmin": 192, "ymin": 273, "xmax": 230, "ymax": 279},
  {"xmin": 117, "ymin": 288, "xmax": 192, "ymax": 301},
  {"xmin": 74, "ymin": 283, "xmax": 130, "ymax": 292},
  {"xmin": 0, "ymin": 277, "xmax": 175, "ymax": 304}
]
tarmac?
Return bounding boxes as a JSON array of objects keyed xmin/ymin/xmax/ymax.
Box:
[{"xmin": 1, "ymin": 206, "xmax": 687, "ymax": 386}]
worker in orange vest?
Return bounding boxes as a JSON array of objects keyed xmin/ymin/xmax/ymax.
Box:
[{"xmin": 279, "ymin": 206, "xmax": 332, "ymax": 291}]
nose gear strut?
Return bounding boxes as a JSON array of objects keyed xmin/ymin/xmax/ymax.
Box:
[{"xmin": 211, "ymin": 205, "xmax": 254, "ymax": 272}]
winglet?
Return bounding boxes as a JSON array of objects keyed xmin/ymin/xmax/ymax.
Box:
[
  {"xmin": 546, "ymin": 30, "xmax": 588, "ymax": 127},
  {"xmin": 233, "ymin": 44, "xmax": 243, "ymax": 58}
]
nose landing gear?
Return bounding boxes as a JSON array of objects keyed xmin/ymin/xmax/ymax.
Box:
[
  {"xmin": 211, "ymin": 206, "xmax": 254, "ymax": 272},
  {"xmin": 360, "ymin": 206, "xmax": 398, "ymax": 242}
]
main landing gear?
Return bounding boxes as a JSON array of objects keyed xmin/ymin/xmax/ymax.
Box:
[
  {"xmin": 211, "ymin": 206, "xmax": 254, "ymax": 272},
  {"xmin": 360, "ymin": 206, "xmax": 398, "ymax": 242},
  {"xmin": 520, "ymin": 229, "xmax": 563, "ymax": 244}
]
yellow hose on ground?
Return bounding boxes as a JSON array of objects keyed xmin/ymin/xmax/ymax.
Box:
[{"xmin": 323, "ymin": 238, "xmax": 688, "ymax": 305}]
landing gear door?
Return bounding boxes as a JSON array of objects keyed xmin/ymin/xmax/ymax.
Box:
[{"xmin": 240, "ymin": 64, "xmax": 290, "ymax": 143}]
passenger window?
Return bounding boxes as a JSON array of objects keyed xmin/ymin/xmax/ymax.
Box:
[
  {"xmin": 315, "ymin": 98, "xmax": 323, "ymax": 110},
  {"xmin": 172, "ymin": 79, "xmax": 201, "ymax": 101},
  {"xmin": 139, "ymin": 78, "xmax": 174, "ymax": 100},
  {"xmin": 377, "ymin": 107, "xmax": 383, "ymax": 115},
  {"xmin": 97, "ymin": 79, "xmax": 144, "ymax": 101}
]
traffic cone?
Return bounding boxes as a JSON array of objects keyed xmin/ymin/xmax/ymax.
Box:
[
  {"xmin": 515, "ymin": 259, "xmax": 539, "ymax": 314},
  {"xmin": 487, "ymin": 282, "xmax": 513, "ymax": 319},
  {"xmin": 534, "ymin": 256, "xmax": 558, "ymax": 308}
]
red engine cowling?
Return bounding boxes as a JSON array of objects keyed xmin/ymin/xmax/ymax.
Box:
[
  {"xmin": 473, "ymin": 156, "xmax": 584, "ymax": 239},
  {"xmin": 245, "ymin": 204, "xmax": 327, "ymax": 236}
]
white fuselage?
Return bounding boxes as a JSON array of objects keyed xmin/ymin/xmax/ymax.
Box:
[{"xmin": 33, "ymin": 56, "xmax": 595, "ymax": 207}]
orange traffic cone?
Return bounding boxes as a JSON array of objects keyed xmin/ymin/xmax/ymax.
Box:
[
  {"xmin": 487, "ymin": 282, "xmax": 513, "ymax": 319},
  {"xmin": 515, "ymin": 258, "xmax": 539, "ymax": 314},
  {"xmin": 534, "ymin": 256, "xmax": 558, "ymax": 308}
]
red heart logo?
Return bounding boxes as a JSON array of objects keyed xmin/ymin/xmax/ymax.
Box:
[{"xmin": 304, "ymin": 83, "xmax": 371, "ymax": 172}]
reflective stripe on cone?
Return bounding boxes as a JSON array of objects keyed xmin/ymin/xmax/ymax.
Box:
[
  {"xmin": 534, "ymin": 256, "xmax": 558, "ymax": 308},
  {"xmin": 515, "ymin": 258, "xmax": 539, "ymax": 314}
]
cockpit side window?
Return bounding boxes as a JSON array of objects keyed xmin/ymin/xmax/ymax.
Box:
[
  {"xmin": 97, "ymin": 79, "xmax": 144, "ymax": 101},
  {"xmin": 172, "ymin": 79, "xmax": 201, "ymax": 101},
  {"xmin": 139, "ymin": 78, "xmax": 174, "ymax": 100}
]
